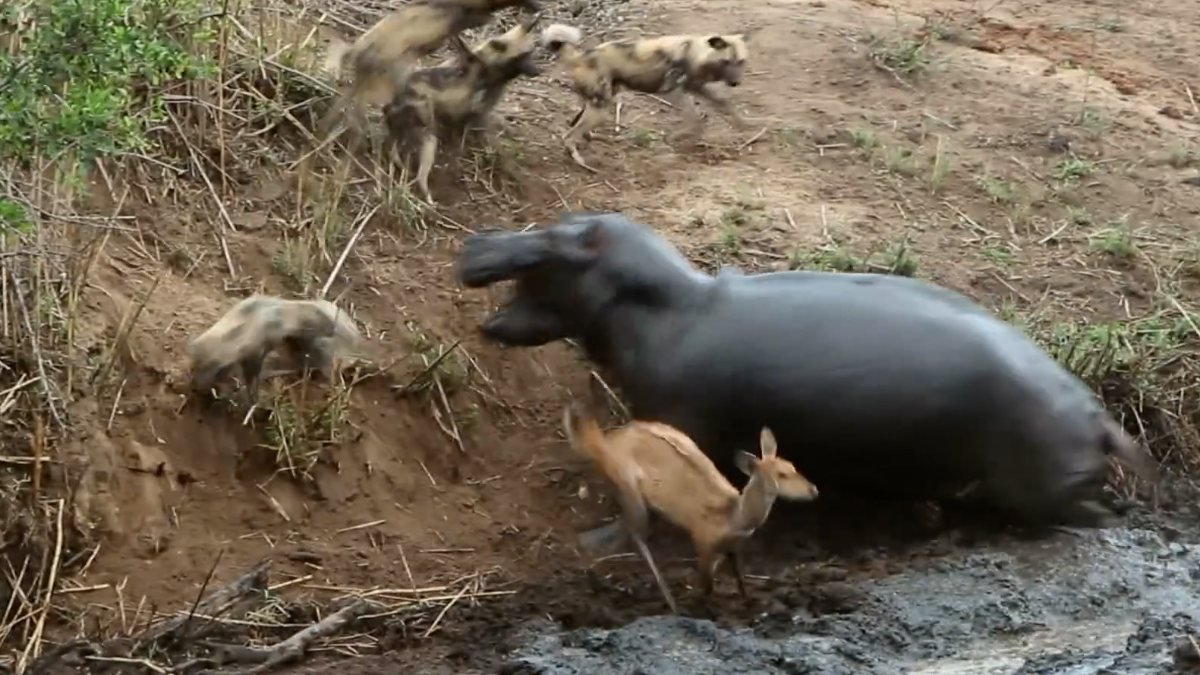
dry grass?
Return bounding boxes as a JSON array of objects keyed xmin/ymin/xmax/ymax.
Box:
[{"xmin": 18, "ymin": 556, "xmax": 513, "ymax": 674}]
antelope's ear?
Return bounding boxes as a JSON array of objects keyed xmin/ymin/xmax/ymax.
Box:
[
  {"xmin": 759, "ymin": 427, "xmax": 778, "ymax": 458},
  {"xmin": 734, "ymin": 450, "xmax": 757, "ymax": 477}
]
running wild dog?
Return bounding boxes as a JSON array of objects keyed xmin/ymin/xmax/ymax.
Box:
[
  {"xmin": 188, "ymin": 295, "xmax": 363, "ymax": 404},
  {"xmin": 382, "ymin": 29, "xmax": 542, "ymax": 205},
  {"xmin": 318, "ymin": 0, "xmax": 540, "ymax": 146},
  {"xmin": 563, "ymin": 403, "xmax": 818, "ymax": 613},
  {"xmin": 539, "ymin": 24, "xmax": 755, "ymax": 170}
]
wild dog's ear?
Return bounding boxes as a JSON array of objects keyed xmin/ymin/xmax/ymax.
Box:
[
  {"xmin": 521, "ymin": 11, "xmax": 544, "ymax": 32},
  {"xmin": 706, "ymin": 35, "xmax": 730, "ymax": 50},
  {"xmin": 734, "ymin": 451, "xmax": 758, "ymax": 477},
  {"xmin": 450, "ymin": 34, "xmax": 476, "ymax": 61},
  {"xmin": 759, "ymin": 427, "xmax": 778, "ymax": 458}
]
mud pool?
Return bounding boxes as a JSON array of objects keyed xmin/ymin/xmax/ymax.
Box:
[{"xmin": 501, "ymin": 513, "xmax": 1200, "ymax": 675}]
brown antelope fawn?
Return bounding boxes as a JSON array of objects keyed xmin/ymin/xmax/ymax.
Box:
[{"xmin": 563, "ymin": 403, "xmax": 818, "ymax": 613}]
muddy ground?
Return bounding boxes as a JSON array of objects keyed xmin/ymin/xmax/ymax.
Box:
[
  {"xmin": 14, "ymin": 0, "xmax": 1200, "ymax": 671},
  {"xmin": 282, "ymin": 489, "xmax": 1200, "ymax": 674}
]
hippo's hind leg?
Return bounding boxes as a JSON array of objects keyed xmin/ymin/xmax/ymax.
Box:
[
  {"xmin": 981, "ymin": 459, "xmax": 1117, "ymax": 530},
  {"xmin": 1048, "ymin": 469, "xmax": 1119, "ymax": 529}
]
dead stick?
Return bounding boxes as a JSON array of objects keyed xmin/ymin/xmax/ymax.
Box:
[
  {"xmin": 10, "ymin": 274, "xmax": 65, "ymax": 429},
  {"xmin": 320, "ymin": 203, "xmax": 378, "ymax": 298},
  {"xmin": 200, "ymin": 599, "xmax": 373, "ymax": 675},
  {"xmin": 179, "ymin": 549, "xmax": 226, "ymax": 643},
  {"xmin": 16, "ymin": 499, "xmax": 64, "ymax": 670},
  {"xmin": 133, "ymin": 560, "xmax": 270, "ymax": 649},
  {"xmin": 392, "ymin": 339, "xmax": 464, "ymax": 395}
]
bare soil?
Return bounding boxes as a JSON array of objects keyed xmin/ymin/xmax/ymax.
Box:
[{"xmin": 32, "ymin": 0, "xmax": 1200, "ymax": 671}]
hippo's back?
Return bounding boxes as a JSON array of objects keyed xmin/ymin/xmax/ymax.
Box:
[{"xmin": 636, "ymin": 271, "xmax": 1102, "ymax": 504}]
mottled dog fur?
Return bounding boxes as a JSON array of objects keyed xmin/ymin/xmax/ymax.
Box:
[
  {"xmin": 187, "ymin": 295, "xmax": 362, "ymax": 403},
  {"xmin": 317, "ymin": 0, "xmax": 540, "ymax": 148},
  {"xmin": 382, "ymin": 24, "xmax": 543, "ymax": 204},
  {"xmin": 540, "ymin": 24, "xmax": 753, "ymax": 170}
]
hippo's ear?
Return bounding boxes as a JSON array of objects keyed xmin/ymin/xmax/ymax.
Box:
[
  {"xmin": 759, "ymin": 427, "xmax": 777, "ymax": 458},
  {"xmin": 555, "ymin": 219, "xmax": 607, "ymax": 264},
  {"xmin": 734, "ymin": 450, "xmax": 757, "ymax": 477}
]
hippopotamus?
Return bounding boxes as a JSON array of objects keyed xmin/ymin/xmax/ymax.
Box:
[{"xmin": 455, "ymin": 211, "xmax": 1158, "ymax": 528}]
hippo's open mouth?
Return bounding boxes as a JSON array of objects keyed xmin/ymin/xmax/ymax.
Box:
[{"xmin": 478, "ymin": 284, "xmax": 568, "ymax": 347}]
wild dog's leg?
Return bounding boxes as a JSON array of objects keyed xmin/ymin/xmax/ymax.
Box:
[
  {"xmin": 414, "ymin": 130, "xmax": 439, "ymax": 206},
  {"xmin": 564, "ymin": 101, "xmax": 606, "ymax": 172},
  {"xmin": 661, "ymin": 87, "xmax": 704, "ymax": 139},
  {"xmin": 240, "ymin": 347, "xmax": 269, "ymax": 406},
  {"xmin": 693, "ymin": 83, "xmax": 751, "ymax": 130},
  {"xmin": 294, "ymin": 336, "xmax": 336, "ymax": 381}
]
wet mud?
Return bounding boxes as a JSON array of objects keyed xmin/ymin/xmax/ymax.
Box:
[{"xmin": 500, "ymin": 492, "xmax": 1200, "ymax": 675}]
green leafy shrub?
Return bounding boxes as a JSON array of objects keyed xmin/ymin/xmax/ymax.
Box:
[{"xmin": 0, "ymin": 0, "xmax": 214, "ymax": 169}]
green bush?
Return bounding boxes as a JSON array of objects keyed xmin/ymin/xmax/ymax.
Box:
[{"xmin": 0, "ymin": 0, "xmax": 215, "ymax": 169}]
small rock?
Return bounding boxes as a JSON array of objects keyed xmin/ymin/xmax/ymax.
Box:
[
  {"xmin": 1046, "ymin": 132, "xmax": 1070, "ymax": 153},
  {"xmin": 1159, "ymin": 105, "xmax": 1185, "ymax": 120}
]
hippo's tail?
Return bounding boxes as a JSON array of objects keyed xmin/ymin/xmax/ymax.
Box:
[{"xmin": 1101, "ymin": 416, "xmax": 1160, "ymax": 484}]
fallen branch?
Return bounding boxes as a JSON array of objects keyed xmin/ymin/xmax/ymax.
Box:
[
  {"xmin": 134, "ymin": 560, "xmax": 271, "ymax": 650},
  {"xmin": 198, "ymin": 599, "xmax": 373, "ymax": 675}
]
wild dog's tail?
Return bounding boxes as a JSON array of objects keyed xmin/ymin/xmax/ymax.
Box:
[
  {"xmin": 1100, "ymin": 416, "xmax": 1160, "ymax": 484},
  {"xmin": 540, "ymin": 23, "xmax": 584, "ymax": 64}
]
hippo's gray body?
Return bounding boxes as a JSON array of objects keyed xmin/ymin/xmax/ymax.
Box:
[{"xmin": 456, "ymin": 212, "xmax": 1155, "ymax": 527}]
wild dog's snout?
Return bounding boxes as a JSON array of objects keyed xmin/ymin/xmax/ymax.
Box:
[
  {"xmin": 520, "ymin": 57, "xmax": 542, "ymax": 76},
  {"xmin": 724, "ymin": 63, "xmax": 744, "ymax": 86}
]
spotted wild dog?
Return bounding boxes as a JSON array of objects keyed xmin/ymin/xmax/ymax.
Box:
[
  {"xmin": 382, "ymin": 30, "xmax": 543, "ymax": 205},
  {"xmin": 317, "ymin": 0, "xmax": 541, "ymax": 148},
  {"xmin": 432, "ymin": 12, "xmax": 544, "ymax": 135},
  {"xmin": 187, "ymin": 295, "xmax": 363, "ymax": 405},
  {"xmin": 539, "ymin": 24, "xmax": 755, "ymax": 170}
]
